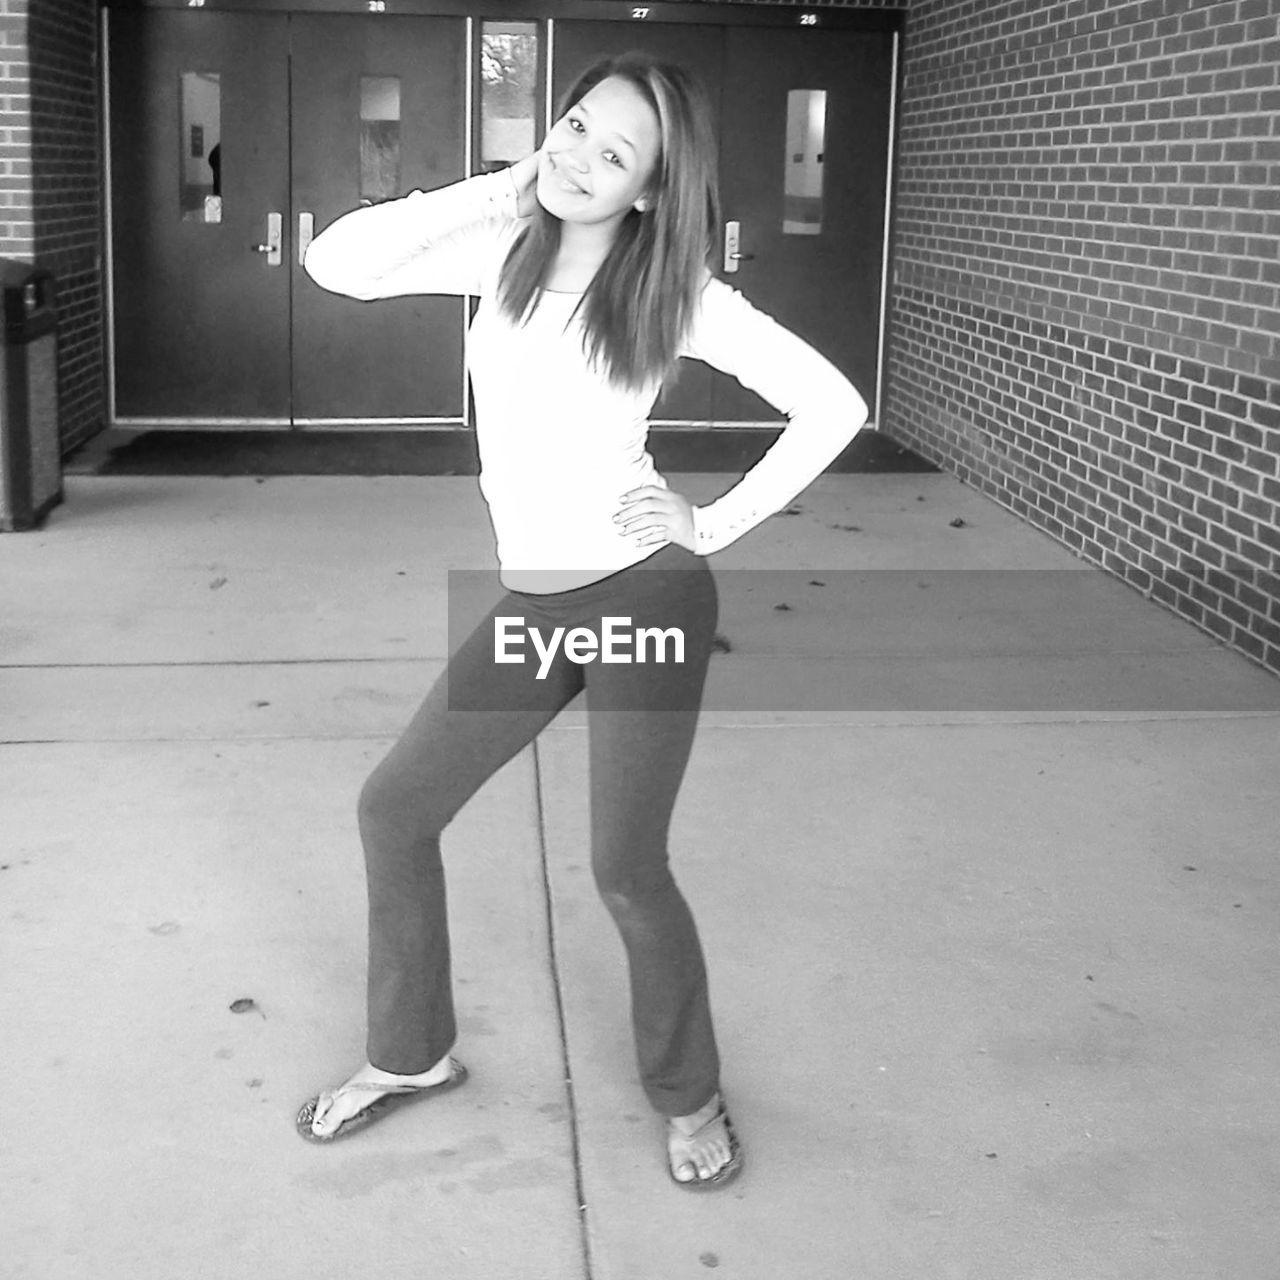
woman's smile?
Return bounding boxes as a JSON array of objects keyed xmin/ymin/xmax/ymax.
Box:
[{"xmin": 550, "ymin": 160, "xmax": 590, "ymax": 195}]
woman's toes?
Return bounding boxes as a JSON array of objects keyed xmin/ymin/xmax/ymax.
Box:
[
  {"xmin": 702, "ymin": 1138, "xmax": 733, "ymax": 1178},
  {"xmin": 311, "ymin": 1087, "xmax": 370, "ymax": 1136},
  {"xmin": 668, "ymin": 1100, "xmax": 738, "ymax": 1185},
  {"xmin": 670, "ymin": 1137, "xmax": 727, "ymax": 1181},
  {"xmin": 310, "ymin": 1093, "xmax": 336, "ymax": 1134}
]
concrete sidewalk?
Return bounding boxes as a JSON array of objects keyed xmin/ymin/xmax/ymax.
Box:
[{"xmin": 3, "ymin": 471, "xmax": 1279, "ymax": 1280}]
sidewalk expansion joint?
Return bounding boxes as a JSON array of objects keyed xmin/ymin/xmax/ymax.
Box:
[{"xmin": 531, "ymin": 736, "xmax": 595, "ymax": 1280}]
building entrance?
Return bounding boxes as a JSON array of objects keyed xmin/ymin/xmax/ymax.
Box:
[
  {"xmin": 553, "ymin": 19, "xmax": 894, "ymax": 425},
  {"xmin": 107, "ymin": 7, "xmax": 895, "ymax": 432},
  {"xmin": 109, "ymin": 9, "xmax": 468, "ymax": 426}
]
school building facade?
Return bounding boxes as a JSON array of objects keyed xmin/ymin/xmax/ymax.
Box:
[{"xmin": 2, "ymin": 0, "xmax": 1278, "ymax": 677}]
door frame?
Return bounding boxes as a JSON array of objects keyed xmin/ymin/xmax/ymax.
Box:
[{"xmin": 101, "ymin": 0, "xmax": 905, "ymax": 433}]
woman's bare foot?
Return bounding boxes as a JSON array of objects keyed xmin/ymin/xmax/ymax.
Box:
[
  {"xmin": 309, "ymin": 1054, "xmax": 454, "ymax": 1138},
  {"xmin": 666, "ymin": 1091, "xmax": 736, "ymax": 1184}
]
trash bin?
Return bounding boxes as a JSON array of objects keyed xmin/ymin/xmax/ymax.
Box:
[{"xmin": 0, "ymin": 260, "xmax": 62, "ymax": 531}]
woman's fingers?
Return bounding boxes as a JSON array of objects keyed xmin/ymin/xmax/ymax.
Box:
[
  {"xmin": 615, "ymin": 486, "xmax": 675, "ymax": 525},
  {"xmin": 615, "ymin": 501, "xmax": 667, "ymax": 532},
  {"xmin": 614, "ymin": 487, "xmax": 697, "ymax": 552}
]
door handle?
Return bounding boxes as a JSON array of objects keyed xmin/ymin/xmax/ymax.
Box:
[
  {"xmin": 298, "ymin": 212, "xmax": 314, "ymax": 266},
  {"xmin": 250, "ymin": 212, "xmax": 283, "ymax": 266},
  {"xmin": 723, "ymin": 220, "xmax": 754, "ymax": 274}
]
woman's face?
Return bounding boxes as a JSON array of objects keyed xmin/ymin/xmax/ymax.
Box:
[{"xmin": 536, "ymin": 75, "xmax": 662, "ymax": 228}]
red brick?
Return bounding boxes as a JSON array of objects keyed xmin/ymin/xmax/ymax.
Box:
[
  {"xmin": 0, "ymin": 0, "xmax": 100, "ymax": 452},
  {"xmin": 885, "ymin": 0, "xmax": 1280, "ymax": 679}
]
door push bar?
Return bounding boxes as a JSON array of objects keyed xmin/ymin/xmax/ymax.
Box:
[
  {"xmin": 250, "ymin": 212, "xmax": 283, "ymax": 267},
  {"xmin": 297, "ymin": 212, "xmax": 314, "ymax": 266},
  {"xmin": 724, "ymin": 220, "xmax": 755, "ymax": 274},
  {"xmin": 267, "ymin": 212, "xmax": 739, "ymax": 273}
]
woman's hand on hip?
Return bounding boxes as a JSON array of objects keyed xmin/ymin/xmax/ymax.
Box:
[{"xmin": 614, "ymin": 486, "xmax": 697, "ymax": 552}]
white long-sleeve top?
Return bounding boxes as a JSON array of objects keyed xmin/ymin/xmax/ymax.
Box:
[{"xmin": 304, "ymin": 168, "xmax": 869, "ymax": 593}]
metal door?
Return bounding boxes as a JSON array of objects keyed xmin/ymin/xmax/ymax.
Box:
[
  {"xmin": 551, "ymin": 19, "xmax": 894, "ymax": 425},
  {"xmin": 290, "ymin": 15, "xmax": 467, "ymax": 424},
  {"xmin": 718, "ymin": 25, "xmax": 894, "ymax": 419},
  {"xmin": 108, "ymin": 9, "xmax": 467, "ymax": 427},
  {"xmin": 109, "ymin": 9, "xmax": 291, "ymax": 422}
]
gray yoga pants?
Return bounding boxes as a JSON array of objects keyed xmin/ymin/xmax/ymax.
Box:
[{"xmin": 358, "ymin": 541, "xmax": 721, "ymax": 1117}]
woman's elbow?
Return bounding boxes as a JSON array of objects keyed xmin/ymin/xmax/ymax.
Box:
[
  {"xmin": 301, "ymin": 238, "xmax": 338, "ymax": 291},
  {"xmin": 818, "ymin": 373, "xmax": 869, "ymax": 443},
  {"xmin": 845, "ymin": 382, "xmax": 871, "ymax": 435},
  {"xmin": 303, "ymin": 241, "xmax": 377, "ymax": 301}
]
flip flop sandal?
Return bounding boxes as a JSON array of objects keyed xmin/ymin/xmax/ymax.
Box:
[
  {"xmin": 666, "ymin": 1100, "xmax": 744, "ymax": 1191},
  {"xmin": 295, "ymin": 1058, "xmax": 469, "ymax": 1144}
]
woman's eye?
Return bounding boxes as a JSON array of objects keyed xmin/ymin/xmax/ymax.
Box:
[
  {"xmin": 604, "ymin": 151, "xmax": 623, "ymax": 168},
  {"xmin": 567, "ymin": 116, "xmax": 584, "ymax": 133}
]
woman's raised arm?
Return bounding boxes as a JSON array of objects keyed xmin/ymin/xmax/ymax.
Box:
[{"xmin": 303, "ymin": 163, "xmax": 534, "ymax": 301}]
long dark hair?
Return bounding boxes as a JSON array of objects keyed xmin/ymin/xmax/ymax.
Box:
[{"xmin": 496, "ymin": 52, "xmax": 721, "ymax": 393}]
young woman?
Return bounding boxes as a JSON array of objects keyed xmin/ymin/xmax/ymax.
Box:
[{"xmin": 297, "ymin": 51, "xmax": 868, "ymax": 1190}]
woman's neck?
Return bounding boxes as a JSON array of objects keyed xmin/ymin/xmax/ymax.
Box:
[{"xmin": 547, "ymin": 217, "xmax": 623, "ymax": 290}]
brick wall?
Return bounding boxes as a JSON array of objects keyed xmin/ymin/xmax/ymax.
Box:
[
  {"xmin": 885, "ymin": 0, "xmax": 1280, "ymax": 676},
  {"xmin": 0, "ymin": 0, "xmax": 102, "ymax": 455},
  {"xmin": 0, "ymin": 3, "xmax": 36, "ymax": 260}
]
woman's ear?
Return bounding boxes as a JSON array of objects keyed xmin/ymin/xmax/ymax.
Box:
[{"xmin": 634, "ymin": 195, "xmax": 652, "ymax": 214}]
